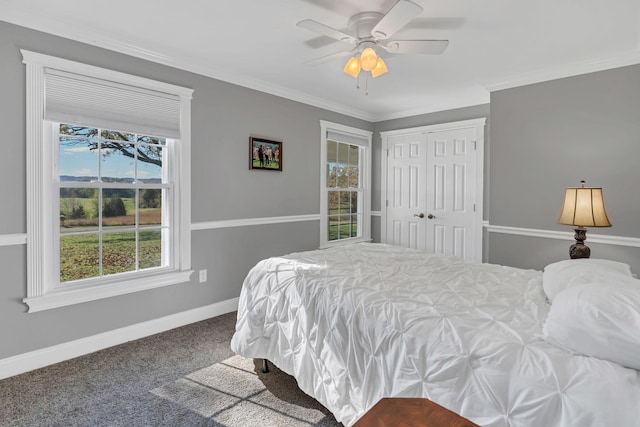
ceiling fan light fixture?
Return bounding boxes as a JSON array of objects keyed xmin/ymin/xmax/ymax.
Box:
[
  {"xmin": 298, "ymin": 1, "xmax": 450, "ymax": 93},
  {"xmin": 371, "ymin": 57, "xmax": 388, "ymax": 78},
  {"xmin": 360, "ymin": 47, "xmax": 378, "ymax": 71},
  {"xmin": 343, "ymin": 56, "xmax": 361, "ymax": 78}
]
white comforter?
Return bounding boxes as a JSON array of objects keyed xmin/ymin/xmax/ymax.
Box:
[{"xmin": 231, "ymin": 243, "xmax": 640, "ymax": 426}]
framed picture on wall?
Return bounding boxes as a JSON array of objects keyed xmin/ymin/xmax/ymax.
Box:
[{"xmin": 249, "ymin": 137, "xmax": 282, "ymax": 171}]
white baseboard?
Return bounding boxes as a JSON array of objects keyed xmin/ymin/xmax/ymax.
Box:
[{"xmin": 0, "ymin": 297, "xmax": 239, "ymax": 380}]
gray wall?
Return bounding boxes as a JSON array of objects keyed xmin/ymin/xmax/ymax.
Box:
[
  {"xmin": 2, "ymin": 18, "xmax": 639, "ymax": 362},
  {"xmin": 489, "ymin": 65, "xmax": 640, "ymax": 274},
  {"xmin": 0, "ymin": 21, "xmax": 371, "ymax": 360}
]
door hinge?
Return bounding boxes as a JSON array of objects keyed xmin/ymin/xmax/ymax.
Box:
[
  {"xmin": 386, "ymin": 149, "xmax": 389, "ymax": 157},
  {"xmin": 386, "ymin": 200, "xmax": 389, "ymax": 207},
  {"xmin": 472, "ymin": 140, "xmax": 477, "ymax": 150},
  {"xmin": 473, "ymin": 203, "xmax": 476, "ymax": 212}
]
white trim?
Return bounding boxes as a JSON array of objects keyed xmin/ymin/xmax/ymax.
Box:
[
  {"xmin": 372, "ymin": 101, "xmax": 489, "ymax": 123},
  {"xmin": 379, "ymin": 118, "xmax": 487, "ymax": 138},
  {"xmin": 191, "ymin": 214, "xmax": 320, "ymax": 231},
  {"xmin": 6, "ymin": 222, "xmax": 638, "ymax": 251},
  {"xmin": 484, "ymin": 50, "xmax": 640, "ymax": 92},
  {"xmin": 0, "ymin": 297, "xmax": 239, "ymax": 380},
  {"xmin": 22, "ymin": 50, "xmax": 193, "ymax": 312},
  {"xmin": 319, "ymin": 121, "xmax": 372, "ymax": 249},
  {"xmin": 0, "ymin": 233, "xmax": 27, "ymax": 246},
  {"xmin": 0, "ymin": 215, "xmax": 321, "ymax": 247},
  {"xmin": 473, "ymin": 122, "xmax": 485, "ymax": 261},
  {"xmin": 5, "ymin": 11, "xmax": 639, "ymax": 122},
  {"xmin": 11, "ymin": 19, "xmax": 370, "ymax": 120},
  {"xmin": 177, "ymin": 93, "xmax": 192, "ymax": 272},
  {"xmin": 24, "ymin": 56, "xmax": 47, "ymax": 300},
  {"xmin": 485, "ymin": 224, "xmax": 640, "ymax": 248},
  {"xmin": 23, "ymin": 270, "xmax": 194, "ymax": 313},
  {"xmin": 21, "ymin": 50, "xmax": 194, "ymax": 98}
]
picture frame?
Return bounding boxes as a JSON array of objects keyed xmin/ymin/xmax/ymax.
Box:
[{"xmin": 249, "ymin": 137, "xmax": 282, "ymax": 171}]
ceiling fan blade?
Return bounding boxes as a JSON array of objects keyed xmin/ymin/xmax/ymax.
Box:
[
  {"xmin": 381, "ymin": 39, "xmax": 449, "ymax": 54},
  {"xmin": 305, "ymin": 48, "xmax": 356, "ymax": 66},
  {"xmin": 371, "ymin": 0, "xmax": 423, "ymax": 40},
  {"xmin": 297, "ymin": 19, "xmax": 357, "ymax": 44}
]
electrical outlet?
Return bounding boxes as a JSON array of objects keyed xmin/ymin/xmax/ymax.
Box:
[{"xmin": 199, "ymin": 269, "xmax": 207, "ymax": 283}]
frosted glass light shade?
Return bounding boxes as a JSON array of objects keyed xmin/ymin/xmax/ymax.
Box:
[
  {"xmin": 360, "ymin": 48, "xmax": 378, "ymax": 71},
  {"xmin": 558, "ymin": 187, "xmax": 611, "ymax": 227},
  {"xmin": 371, "ymin": 58, "xmax": 388, "ymax": 78},
  {"xmin": 343, "ymin": 57, "xmax": 361, "ymax": 78}
]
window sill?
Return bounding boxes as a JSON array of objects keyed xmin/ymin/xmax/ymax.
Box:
[
  {"xmin": 320, "ymin": 236, "xmax": 372, "ymax": 249},
  {"xmin": 23, "ymin": 270, "xmax": 193, "ymax": 313}
]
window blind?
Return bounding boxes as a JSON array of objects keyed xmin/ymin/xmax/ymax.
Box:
[
  {"xmin": 327, "ymin": 129, "xmax": 369, "ymax": 147},
  {"xmin": 44, "ymin": 68, "xmax": 182, "ymax": 138}
]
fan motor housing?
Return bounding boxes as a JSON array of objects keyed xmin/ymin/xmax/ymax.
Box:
[{"xmin": 347, "ymin": 12, "xmax": 384, "ymax": 39}]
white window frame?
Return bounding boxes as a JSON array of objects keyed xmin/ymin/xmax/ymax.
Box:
[
  {"xmin": 320, "ymin": 120, "xmax": 372, "ymax": 248},
  {"xmin": 22, "ymin": 50, "xmax": 193, "ymax": 312}
]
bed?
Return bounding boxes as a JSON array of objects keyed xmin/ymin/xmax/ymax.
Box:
[{"xmin": 230, "ymin": 243, "xmax": 640, "ymax": 426}]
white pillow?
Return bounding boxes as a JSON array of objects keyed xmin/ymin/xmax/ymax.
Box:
[
  {"xmin": 543, "ymin": 280, "xmax": 640, "ymax": 370},
  {"xmin": 542, "ymin": 259, "xmax": 634, "ymax": 301}
]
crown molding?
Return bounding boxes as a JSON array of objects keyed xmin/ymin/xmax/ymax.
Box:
[
  {"xmin": 370, "ymin": 99, "xmax": 490, "ymax": 123},
  {"xmin": 1, "ymin": 10, "xmax": 374, "ymax": 122},
  {"xmin": 4, "ymin": 7, "xmax": 638, "ymax": 124},
  {"xmin": 484, "ymin": 50, "xmax": 640, "ymax": 93}
]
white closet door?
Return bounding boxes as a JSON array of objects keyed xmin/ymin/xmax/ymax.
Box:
[
  {"xmin": 382, "ymin": 119, "xmax": 484, "ymax": 262},
  {"xmin": 385, "ymin": 133, "xmax": 428, "ymax": 250},
  {"xmin": 425, "ymin": 127, "xmax": 478, "ymax": 260}
]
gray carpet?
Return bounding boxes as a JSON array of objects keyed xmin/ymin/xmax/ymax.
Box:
[{"xmin": 0, "ymin": 312, "xmax": 343, "ymax": 426}]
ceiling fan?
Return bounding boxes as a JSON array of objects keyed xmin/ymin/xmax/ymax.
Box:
[{"xmin": 297, "ymin": 0, "xmax": 449, "ymax": 83}]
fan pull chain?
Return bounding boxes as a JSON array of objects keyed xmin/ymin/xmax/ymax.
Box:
[
  {"xmin": 356, "ymin": 73, "xmax": 360, "ymax": 90},
  {"xmin": 365, "ymin": 73, "xmax": 369, "ymax": 95}
]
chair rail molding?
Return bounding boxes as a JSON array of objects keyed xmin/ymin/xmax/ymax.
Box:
[
  {"xmin": 6, "ymin": 223, "xmax": 637, "ymax": 247},
  {"xmin": 0, "ymin": 214, "xmax": 322, "ymax": 247},
  {"xmin": 485, "ymin": 224, "xmax": 640, "ymax": 248},
  {"xmin": 191, "ymin": 214, "xmax": 321, "ymax": 231},
  {"xmin": 0, "ymin": 233, "xmax": 27, "ymax": 246}
]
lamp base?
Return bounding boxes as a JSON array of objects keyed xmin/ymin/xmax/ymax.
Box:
[{"xmin": 569, "ymin": 227, "xmax": 590, "ymax": 259}]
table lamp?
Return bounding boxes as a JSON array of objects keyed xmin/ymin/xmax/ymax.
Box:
[{"xmin": 558, "ymin": 180, "xmax": 611, "ymax": 259}]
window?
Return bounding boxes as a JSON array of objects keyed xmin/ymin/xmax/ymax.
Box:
[
  {"xmin": 320, "ymin": 121, "xmax": 372, "ymax": 247},
  {"xmin": 56, "ymin": 125, "xmax": 169, "ymax": 284},
  {"xmin": 22, "ymin": 50, "xmax": 193, "ymax": 312}
]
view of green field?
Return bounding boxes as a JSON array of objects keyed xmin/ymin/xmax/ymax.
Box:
[
  {"xmin": 59, "ymin": 194, "xmax": 163, "ymax": 282},
  {"xmin": 60, "ymin": 229, "xmax": 162, "ymax": 282},
  {"xmin": 328, "ymin": 220, "xmax": 358, "ymax": 241}
]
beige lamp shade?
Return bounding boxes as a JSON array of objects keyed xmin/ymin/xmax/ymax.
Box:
[
  {"xmin": 558, "ymin": 186, "xmax": 611, "ymax": 227},
  {"xmin": 342, "ymin": 47, "xmax": 388, "ymax": 94},
  {"xmin": 360, "ymin": 48, "xmax": 378, "ymax": 71},
  {"xmin": 371, "ymin": 58, "xmax": 388, "ymax": 78},
  {"xmin": 343, "ymin": 57, "xmax": 361, "ymax": 78}
]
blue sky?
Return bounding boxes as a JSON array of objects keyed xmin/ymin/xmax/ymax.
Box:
[{"xmin": 59, "ymin": 140, "xmax": 162, "ymax": 180}]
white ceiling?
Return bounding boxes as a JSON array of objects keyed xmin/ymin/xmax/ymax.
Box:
[{"xmin": 2, "ymin": 0, "xmax": 640, "ymax": 121}]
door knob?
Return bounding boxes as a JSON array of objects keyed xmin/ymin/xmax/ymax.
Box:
[
  {"xmin": 427, "ymin": 214, "xmax": 436, "ymax": 219},
  {"xmin": 413, "ymin": 213, "xmax": 425, "ymax": 218}
]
